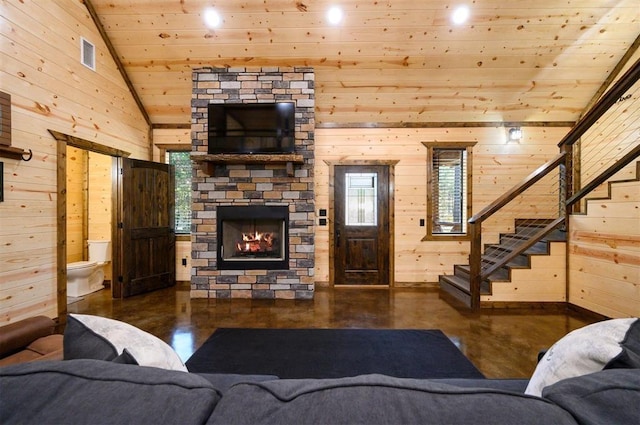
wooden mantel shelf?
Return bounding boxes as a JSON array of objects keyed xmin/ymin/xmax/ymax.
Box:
[{"xmin": 191, "ymin": 153, "xmax": 305, "ymax": 176}]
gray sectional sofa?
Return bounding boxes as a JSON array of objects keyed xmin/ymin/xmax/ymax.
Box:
[
  {"xmin": 0, "ymin": 359, "xmax": 638, "ymax": 424},
  {"xmin": 1, "ymin": 315, "xmax": 639, "ymax": 424}
]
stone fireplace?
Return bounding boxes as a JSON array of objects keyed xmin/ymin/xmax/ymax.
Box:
[{"xmin": 190, "ymin": 67, "xmax": 315, "ymax": 300}]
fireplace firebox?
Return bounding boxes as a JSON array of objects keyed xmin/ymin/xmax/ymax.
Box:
[{"xmin": 217, "ymin": 205, "xmax": 289, "ymax": 270}]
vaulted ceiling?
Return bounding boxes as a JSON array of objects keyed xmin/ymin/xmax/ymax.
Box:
[{"xmin": 88, "ymin": 0, "xmax": 639, "ymax": 126}]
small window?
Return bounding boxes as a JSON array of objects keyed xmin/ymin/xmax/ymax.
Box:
[
  {"xmin": 167, "ymin": 151, "xmax": 192, "ymax": 234},
  {"xmin": 423, "ymin": 142, "xmax": 475, "ymax": 240},
  {"xmin": 345, "ymin": 172, "xmax": 378, "ymax": 226}
]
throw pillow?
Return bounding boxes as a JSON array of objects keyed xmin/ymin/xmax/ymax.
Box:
[
  {"xmin": 64, "ymin": 314, "xmax": 187, "ymax": 372},
  {"xmin": 525, "ymin": 317, "xmax": 639, "ymax": 396}
]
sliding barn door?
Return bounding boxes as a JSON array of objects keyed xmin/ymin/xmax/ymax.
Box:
[{"xmin": 113, "ymin": 158, "xmax": 175, "ymax": 298}]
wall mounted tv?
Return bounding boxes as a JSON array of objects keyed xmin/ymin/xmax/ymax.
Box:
[{"xmin": 208, "ymin": 102, "xmax": 295, "ymax": 154}]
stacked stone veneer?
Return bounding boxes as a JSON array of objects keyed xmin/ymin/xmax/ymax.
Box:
[{"xmin": 190, "ymin": 67, "xmax": 315, "ymax": 300}]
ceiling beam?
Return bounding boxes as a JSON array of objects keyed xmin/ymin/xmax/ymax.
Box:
[{"xmin": 316, "ymin": 121, "xmax": 575, "ymax": 129}]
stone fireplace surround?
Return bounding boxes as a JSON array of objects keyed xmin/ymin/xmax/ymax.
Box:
[{"xmin": 191, "ymin": 67, "xmax": 315, "ymax": 300}]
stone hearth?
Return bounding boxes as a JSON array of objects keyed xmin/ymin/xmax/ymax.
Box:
[{"xmin": 190, "ymin": 67, "xmax": 315, "ymax": 300}]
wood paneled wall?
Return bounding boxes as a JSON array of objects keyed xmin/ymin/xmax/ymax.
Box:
[
  {"xmin": 567, "ymin": 54, "xmax": 640, "ymax": 318},
  {"xmin": 88, "ymin": 152, "xmax": 113, "ymax": 282},
  {"xmin": 175, "ymin": 240, "xmax": 192, "ymax": 282},
  {"xmin": 152, "ymin": 128, "xmax": 191, "ymax": 162},
  {"xmin": 66, "ymin": 146, "xmax": 86, "ymax": 263},
  {"xmin": 314, "ymin": 126, "xmax": 569, "ymax": 283},
  {"xmin": 569, "ymin": 181, "xmax": 640, "ymax": 317},
  {"xmin": 1, "ymin": 0, "xmax": 150, "ymax": 324}
]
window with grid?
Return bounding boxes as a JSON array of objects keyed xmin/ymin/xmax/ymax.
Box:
[
  {"xmin": 423, "ymin": 143, "xmax": 474, "ymax": 240},
  {"xmin": 167, "ymin": 151, "xmax": 192, "ymax": 234}
]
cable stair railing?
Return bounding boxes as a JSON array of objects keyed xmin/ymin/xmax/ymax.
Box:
[{"xmin": 439, "ymin": 57, "xmax": 640, "ymax": 310}]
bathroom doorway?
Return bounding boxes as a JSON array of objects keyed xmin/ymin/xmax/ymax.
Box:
[
  {"xmin": 53, "ymin": 130, "xmax": 175, "ymax": 313},
  {"xmin": 53, "ymin": 131, "xmax": 126, "ymax": 320},
  {"xmin": 65, "ymin": 145, "xmax": 114, "ymax": 294}
]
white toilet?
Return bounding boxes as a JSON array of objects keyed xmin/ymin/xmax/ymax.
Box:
[{"xmin": 67, "ymin": 240, "xmax": 112, "ymax": 297}]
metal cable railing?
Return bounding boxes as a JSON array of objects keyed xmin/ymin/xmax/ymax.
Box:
[
  {"xmin": 575, "ymin": 78, "xmax": 640, "ymax": 212},
  {"xmin": 479, "ymin": 166, "xmax": 564, "ymax": 279}
]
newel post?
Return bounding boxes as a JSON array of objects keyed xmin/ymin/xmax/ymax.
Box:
[
  {"xmin": 559, "ymin": 146, "xmax": 572, "ymax": 228},
  {"xmin": 468, "ymin": 219, "xmax": 482, "ymax": 310}
]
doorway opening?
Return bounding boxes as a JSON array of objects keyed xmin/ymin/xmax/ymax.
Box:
[
  {"xmin": 52, "ymin": 130, "xmax": 128, "ymax": 320},
  {"xmin": 65, "ymin": 146, "xmax": 114, "ymax": 299}
]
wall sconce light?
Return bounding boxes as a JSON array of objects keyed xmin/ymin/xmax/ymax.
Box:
[{"xmin": 508, "ymin": 127, "xmax": 522, "ymax": 142}]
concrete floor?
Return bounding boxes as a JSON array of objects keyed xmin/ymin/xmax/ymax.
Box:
[{"xmin": 68, "ymin": 283, "xmax": 599, "ymax": 378}]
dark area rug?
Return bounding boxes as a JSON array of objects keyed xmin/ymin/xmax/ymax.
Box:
[{"xmin": 186, "ymin": 328, "xmax": 484, "ymax": 379}]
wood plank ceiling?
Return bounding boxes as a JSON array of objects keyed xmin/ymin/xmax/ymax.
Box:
[{"xmin": 88, "ymin": 0, "xmax": 640, "ymax": 126}]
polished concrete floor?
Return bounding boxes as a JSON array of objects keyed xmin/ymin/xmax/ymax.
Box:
[{"xmin": 68, "ymin": 283, "xmax": 600, "ymax": 379}]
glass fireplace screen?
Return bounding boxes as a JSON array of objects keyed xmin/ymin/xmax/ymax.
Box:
[
  {"xmin": 216, "ymin": 205, "xmax": 289, "ymax": 270},
  {"xmin": 221, "ymin": 218, "xmax": 284, "ymax": 261}
]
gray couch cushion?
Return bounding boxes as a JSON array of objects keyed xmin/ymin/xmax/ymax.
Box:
[
  {"xmin": 433, "ymin": 377, "xmax": 529, "ymax": 393},
  {"xmin": 209, "ymin": 373, "xmax": 577, "ymax": 425},
  {"xmin": 543, "ymin": 368, "xmax": 640, "ymax": 425},
  {"xmin": 0, "ymin": 359, "xmax": 221, "ymax": 425},
  {"xmin": 197, "ymin": 373, "xmax": 279, "ymax": 393}
]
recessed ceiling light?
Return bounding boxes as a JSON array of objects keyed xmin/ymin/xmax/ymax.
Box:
[
  {"xmin": 327, "ymin": 6, "xmax": 343, "ymax": 25},
  {"xmin": 204, "ymin": 7, "xmax": 221, "ymax": 28},
  {"xmin": 451, "ymin": 5, "xmax": 470, "ymax": 25}
]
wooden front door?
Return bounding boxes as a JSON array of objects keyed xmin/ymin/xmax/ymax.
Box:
[
  {"xmin": 113, "ymin": 158, "xmax": 176, "ymax": 298},
  {"xmin": 334, "ymin": 165, "xmax": 391, "ymax": 285}
]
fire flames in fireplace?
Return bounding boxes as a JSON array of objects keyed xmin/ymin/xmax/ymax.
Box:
[{"xmin": 236, "ymin": 231, "xmax": 276, "ymax": 255}]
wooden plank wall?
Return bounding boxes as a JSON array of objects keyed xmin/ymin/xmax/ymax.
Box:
[
  {"xmin": 0, "ymin": 0, "xmax": 150, "ymax": 324},
  {"xmin": 314, "ymin": 126, "xmax": 569, "ymax": 283},
  {"xmin": 88, "ymin": 151, "xmax": 113, "ymax": 282},
  {"xmin": 175, "ymin": 239, "xmax": 192, "ymax": 282},
  {"xmin": 569, "ymin": 181, "xmax": 640, "ymax": 317},
  {"xmin": 568, "ymin": 53, "xmax": 640, "ymax": 318},
  {"xmin": 66, "ymin": 146, "xmax": 86, "ymax": 263}
]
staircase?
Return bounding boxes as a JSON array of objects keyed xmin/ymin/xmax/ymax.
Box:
[
  {"xmin": 439, "ymin": 220, "xmax": 566, "ymax": 307},
  {"xmin": 437, "ymin": 60, "xmax": 639, "ymax": 310}
]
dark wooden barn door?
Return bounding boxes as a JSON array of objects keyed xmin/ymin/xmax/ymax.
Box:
[
  {"xmin": 334, "ymin": 165, "xmax": 390, "ymax": 285},
  {"xmin": 113, "ymin": 158, "xmax": 176, "ymax": 298}
]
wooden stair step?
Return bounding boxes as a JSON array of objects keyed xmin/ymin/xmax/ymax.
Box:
[{"xmin": 439, "ymin": 275, "xmax": 471, "ymax": 307}]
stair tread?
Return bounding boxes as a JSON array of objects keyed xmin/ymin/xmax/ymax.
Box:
[
  {"xmin": 482, "ymin": 253, "xmax": 529, "ymax": 265},
  {"xmin": 440, "ymin": 274, "xmax": 471, "ymax": 293},
  {"xmin": 457, "ymin": 264, "xmax": 510, "ymax": 282},
  {"xmin": 442, "ymin": 271, "xmax": 492, "ymax": 293}
]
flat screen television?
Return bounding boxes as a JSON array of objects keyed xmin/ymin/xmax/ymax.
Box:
[{"xmin": 208, "ymin": 102, "xmax": 295, "ymax": 154}]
